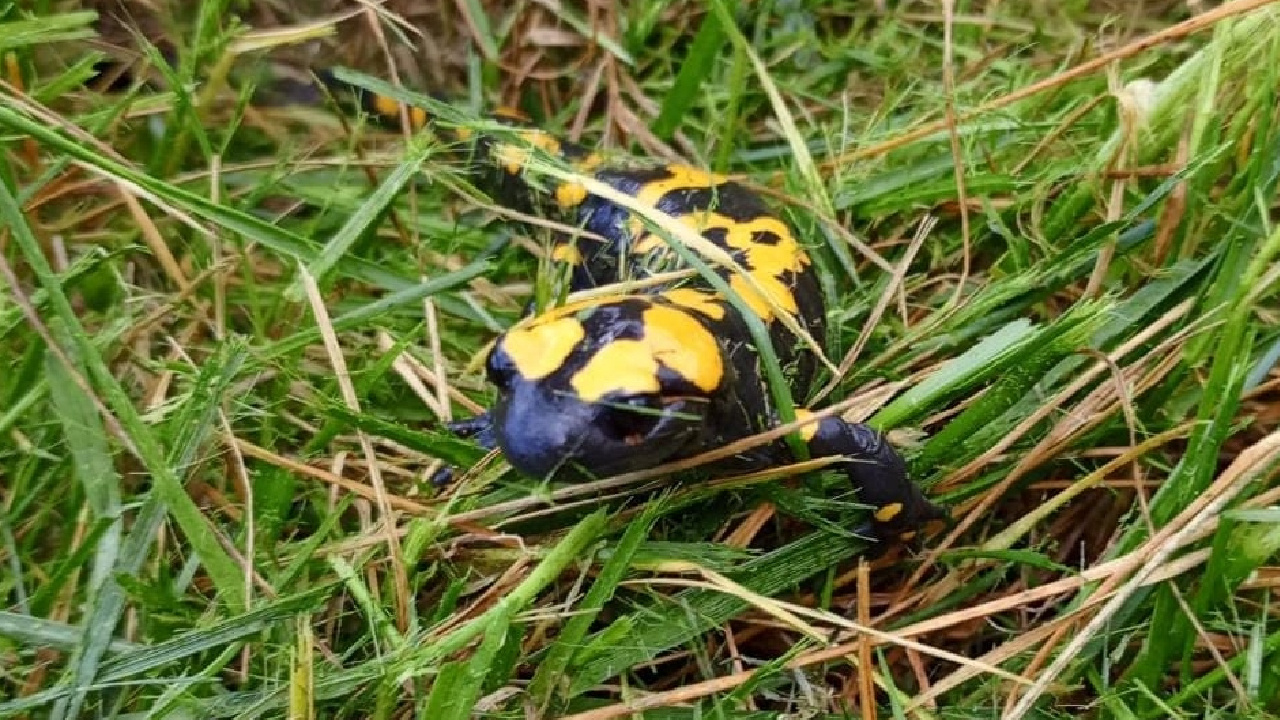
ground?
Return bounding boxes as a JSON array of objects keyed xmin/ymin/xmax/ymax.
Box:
[{"xmin": 2, "ymin": 1, "xmax": 1280, "ymax": 718}]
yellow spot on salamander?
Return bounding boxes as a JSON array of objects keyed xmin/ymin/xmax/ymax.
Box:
[
  {"xmin": 370, "ymin": 94, "xmax": 400, "ymax": 119},
  {"xmin": 630, "ymin": 232, "xmax": 665, "ymax": 255},
  {"xmin": 571, "ymin": 340, "xmax": 662, "ymax": 401},
  {"xmin": 726, "ymin": 275, "xmax": 774, "ymax": 322},
  {"xmin": 641, "ymin": 304, "xmax": 724, "ymax": 394},
  {"xmin": 874, "ymin": 503, "xmax": 904, "ymax": 523},
  {"xmin": 620, "ymin": 176, "xmax": 810, "ymax": 325},
  {"xmin": 501, "ymin": 317, "xmax": 584, "ymax": 381},
  {"xmin": 367, "ymin": 94, "xmax": 429, "ymax": 129},
  {"xmin": 792, "ymin": 409, "xmax": 820, "ymax": 443},
  {"xmin": 661, "ymin": 288, "xmax": 725, "ymax": 320},
  {"xmin": 694, "ymin": 211, "xmax": 811, "ymax": 322},
  {"xmin": 626, "ymin": 216, "xmax": 647, "ymax": 240},
  {"xmin": 4, "ymin": 52, "xmax": 22, "ymax": 90},
  {"xmin": 569, "ymin": 304, "xmax": 724, "ymax": 402},
  {"xmin": 550, "ymin": 243, "xmax": 582, "ymax": 264},
  {"xmin": 577, "ymin": 152, "xmax": 605, "ymax": 171},
  {"xmin": 552, "ymin": 151, "xmax": 600, "ymax": 209},
  {"xmin": 632, "ymin": 165, "xmax": 728, "ymax": 208},
  {"xmin": 555, "ymin": 181, "xmax": 588, "ymax": 209},
  {"xmin": 493, "ymin": 105, "xmax": 531, "ymax": 123},
  {"xmin": 494, "ymin": 144, "xmax": 530, "ymax": 175},
  {"xmin": 493, "ymin": 130, "xmax": 564, "ymax": 174}
]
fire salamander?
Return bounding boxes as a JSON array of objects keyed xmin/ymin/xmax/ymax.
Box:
[{"xmin": 327, "ymin": 78, "xmax": 948, "ymax": 546}]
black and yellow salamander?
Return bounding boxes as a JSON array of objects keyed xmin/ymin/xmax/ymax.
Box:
[{"xmin": 326, "ymin": 76, "xmax": 948, "ymax": 546}]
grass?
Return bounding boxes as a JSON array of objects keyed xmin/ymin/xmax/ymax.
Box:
[{"xmin": 2, "ymin": 0, "xmax": 1280, "ymax": 717}]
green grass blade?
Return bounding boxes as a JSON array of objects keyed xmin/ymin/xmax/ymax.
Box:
[
  {"xmin": 651, "ymin": 10, "xmax": 726, "ymax": 141},
  {"xmin": 528, "ymin": 497, "xmax": 668, "ymax": 713},
  {"xmin": 565, "ymin": 526, "xmax": 868, "ymax": 697},
  {"xmin": 94, "ymin": 586, "xmax": 333, "ymax": 684},
  {"xmin": 1, "ymin": 162, "xmax": 248, "ymax": 719},
  {"xmin": 910, "ymin": 301, "xmax": 1108, "ymax": 480},
  {"xmin": 0, "ymin": 105, "xmax": 425, "ymax": 293},
  {"xmin": 393, "ymin": 509, "xmax": 609, "ymax": 682},
  {"xmin": 0, "ymin": 10, "xmax": 97, "ymax": 52},
  {"xmin": 0, "ymin": 611, "xmax": 143, "ymax": 655},
  {"xmin": 293, "ymin": 138, "xmax": 438, "ymax": 299},
  {"xmin": 872, "ymin": 319, "xmax": 1037, "ymax": 430},
  {"xmin": 424, "ymin": 601, "xmax": 515, "ymax": 720},
  {"xmin": 44, "ymin": 341, "xmax": 122, "ymax": 599}
]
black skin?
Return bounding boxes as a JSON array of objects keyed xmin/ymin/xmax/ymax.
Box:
[
  {"xmin": 440, "ymin": 294, "xmax": 946, "ymax": 545},
  {"xmin": 446, "ymin": 399, "xmax": 946, "ymax": 545},
  {"xmin": 431, "ymin": 164, "xmax": 946, "ymax": 545}
]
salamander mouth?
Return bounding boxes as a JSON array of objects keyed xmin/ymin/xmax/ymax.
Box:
[
  {"xmin": 585, "ymin": 396, "xmax": 708, "ymax": 475},
  {"xmin": 600, "ymin": 396, "xmax": 704, "ymax": 445},
  {"xmin": 496, "ymin": 395, "xmax": 709, "ymax": 480}
]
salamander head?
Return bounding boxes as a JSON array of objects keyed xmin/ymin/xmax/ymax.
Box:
[{"xmin": 484, "ymin": 296, "xmax": 727, "ymax": 479}]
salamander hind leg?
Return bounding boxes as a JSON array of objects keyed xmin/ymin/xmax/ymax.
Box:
[{"xmin": 795, "ymin": 409, "xmax": 947, "ymax": 547}]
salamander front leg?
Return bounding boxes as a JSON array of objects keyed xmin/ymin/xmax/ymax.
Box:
[
  {"xmin": 445, "ymin": 413, "xmax": 497, "ymax": 447},
  {"xmin": 796, "ymin": 410, "xmax": 947, "ymax": 547},
  {"xmin": 430, "ymin": 413, "xmax": 498, "ymax": 487}
]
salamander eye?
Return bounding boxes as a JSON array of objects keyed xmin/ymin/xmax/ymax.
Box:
[
  {"xmin": 601, "ymin": 394, "xmax": 664, "ymax": 444},
  {"xmin": 485, "ymin": 347, "xmax": 516, "ymax": 392}
]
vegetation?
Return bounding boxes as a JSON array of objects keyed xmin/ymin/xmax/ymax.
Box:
[{"xmin": 2, "ymin": 0, "xmax": 1280, "ymax": 717}]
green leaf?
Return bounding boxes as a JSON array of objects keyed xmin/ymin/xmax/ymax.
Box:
[
  {"xmin": 529, "ymin": 497, "xmax": 667, "ymax": 713},
  {"xmin": 0, "ymin": 104, "xmax": 429, "ymax": 294},
  {"xmin": 938, "ymin": 548, "xmax": 1077, "ymax": 575},
  {"xmin": 0, "ymin": 10, "xmax": 97, "ymax": 52},
  {"xmin": 95, "ymin": 586, "xmax": 333, "ymax": 682},
  {"xmin": 393, "ymin": 509, "xmax": 609, "ymax": 683},
  {"xmin": 873, "ymin": 319, "xmax": 1038, "ymax": 431},
  {"xmin": 565, "ymin": 527, "xmax": 869, "ymax": 697},
  {"xmin": 45, "ymin": 342, "xmax": 122, "ymax": 598},
  {"xmin": 293, "ymin": 136, "xmax": 439, "ymax": 299},
  {"xmin": 652, "ymin": 10, "xmax": 726, "ymax": 140}
]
